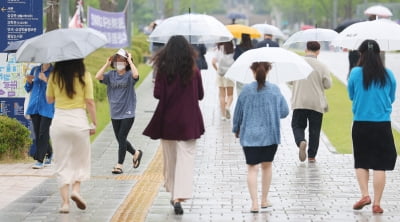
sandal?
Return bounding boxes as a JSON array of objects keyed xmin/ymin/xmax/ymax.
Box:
[
  {"xmin": 112, "ymin": 167, "xmax": 123, "ymax": 174},
  {"xmin": 133, "ymin": 150, "xmax": 143, "ymax": 168}
]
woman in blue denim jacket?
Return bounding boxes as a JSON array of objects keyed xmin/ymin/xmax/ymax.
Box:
[{"xmin": 25, "ymin": 63, "xmax": 54, "ymax": 169}]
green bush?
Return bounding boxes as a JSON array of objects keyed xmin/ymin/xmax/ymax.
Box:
[{"xmin": 0, "ymin": 116, "xmax": 32, "ymax": 159}]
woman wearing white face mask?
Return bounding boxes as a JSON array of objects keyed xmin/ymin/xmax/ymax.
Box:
[{"xmin": 95, "ymin": 48, "xmax": 143, "ymax": 174}]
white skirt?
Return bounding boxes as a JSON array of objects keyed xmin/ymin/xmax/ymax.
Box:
[{"xmin": 50, "ymin": 108, "xmax": 91, "ymax": 187}]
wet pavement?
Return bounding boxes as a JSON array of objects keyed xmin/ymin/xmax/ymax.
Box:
[{"xmin": 1, "ymin": 51, "xmax": 400, "ymax": 222}]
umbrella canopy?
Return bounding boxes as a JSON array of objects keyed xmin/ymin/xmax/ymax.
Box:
[
  {"xmin": 225, "ymin": 47, "xmax": 313, "ymax": 84},
  {"xmin": 334, "ymin": 19, "xmax": 364, "ymax": 33},
  {"xmin": 283, "ymin": 28, "xmax": 338, "ymax": 48},
  {"xmin": 148, "ymin": 13, "xmax": 233, "ymax": 44},
  {"xmin": 251, "ymin": 24, "xmax": 286, "ymax": 39},
  {"xmin": 227, "ymin": 12, "xmax": 247, "ymax": 20},
  {"xmin": 300, "ymin": 25, "xmax": 315, "ymax": 30},
  {"xmin": 2, "ymin": 40, "xmax": 25, "ymax": 53},
  {"xmin": 364, "ymin": 5, "xmax": 392, "ymax": 17},
  {"xmin": 16, "ymin": 28, "xmax": 108, "ymax": 63},
  {"xmin": 331, "ymin": 19, "xmax": 400, "ymax": 51},
  {"xmin": 226, "ymin": 24, "xmax": 262, "ymax": 39}
]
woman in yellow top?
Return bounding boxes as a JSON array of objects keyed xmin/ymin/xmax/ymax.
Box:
[{"xmin": 46, "ymin": 59, "xmax": 96, "ymax": 214}]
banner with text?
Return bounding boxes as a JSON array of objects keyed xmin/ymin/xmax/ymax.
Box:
[{"xmin": 87, "ymin": 7, "xmax": 128, "ymax": 48}]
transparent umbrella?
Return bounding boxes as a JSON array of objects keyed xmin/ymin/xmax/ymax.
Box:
[
  {"xmin": 148, "ymin": 13, "xmax": 233, "ymax": 44},
  {"xmin": 364, "ymin": 5, "xmax": 393, "ymax": 18},
  {"xmin": 331, "ymin": 19, "xmax": 400, "ymax": 51},
  {"xmin": 283, "ymin": 28, "xmax": 338, "ymax": 48},
  {"xmin": 251, "ymin": 24, "xmax": 286, "ymax": 39},
  {"xmin": 16, "ymin": 28, "xmax": 108, "ymax": 63},
  {"xmin": 225, "ymin": 47, "xmax": 313, "ymax": 84}
]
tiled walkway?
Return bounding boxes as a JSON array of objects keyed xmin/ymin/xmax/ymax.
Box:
[{"xmin": 1, "ymin": 51, "xmax": 400, "ymax": 222}]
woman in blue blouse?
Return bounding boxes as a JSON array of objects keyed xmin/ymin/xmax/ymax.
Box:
[
  {"xmin": 25, "ymin": 63, "xmax": 54, "ymax": 169},
  {"xmin": 348, "ymin": 40, "xmax": 397, "ymax": 214},
  {"xmin": 232, "ymin": 62, "xmax": 289, "ymax": 213}
]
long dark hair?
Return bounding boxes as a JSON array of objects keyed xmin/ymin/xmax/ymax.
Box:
[
  {"xmin": 250, "ymin": 62, "xmax": 271, "ymax": 91},
  {"xmin": 239, "ymin": 33, "xmax": 253, "ymax": 50},
  {"xmin": 52, "ymin": 59, "xmax": 86, "ymax": 99},
  {"xmin": 217, "ymin": 41, "xmax": 234, "ymax": 54},
  {"xmin": 357, "ymin": 39, "xmax": 387, "ymax": 90},
  {"xmin": 152, "ymin": 35, "xmax": 196, "ymax": 85}
]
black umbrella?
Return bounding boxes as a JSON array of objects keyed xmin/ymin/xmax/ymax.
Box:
[
  {"xmin": 227, "ymin": 12, "xmax": 247, "ymax": 24},
  {"xmin": 334, "ymin": 18, "xmax": 365, "ymax": 33},
  {"xmin": 2, "ymin": 40, "xmax": 25, "ymax": 53}
]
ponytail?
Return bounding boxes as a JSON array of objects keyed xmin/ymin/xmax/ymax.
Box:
[{"xmin": 250, "ymin": 62, "xmax": 271, "ymax": 91}]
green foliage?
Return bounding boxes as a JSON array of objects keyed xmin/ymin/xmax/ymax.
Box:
[{"xmin": 0, "ymin": 116, "xmax": 32, "ymax": 159}]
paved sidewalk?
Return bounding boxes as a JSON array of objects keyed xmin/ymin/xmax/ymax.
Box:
[
  {"xmin": 0, "ymin": 51, "xmax": 400, "ymax": 222},
  {"xmin": 145, "ymin": 53, "xmax": 400, "ymax": 222}
]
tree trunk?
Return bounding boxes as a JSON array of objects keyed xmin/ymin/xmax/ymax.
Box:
[
  {"xmin": 46, "ymin": 0, "xmax": 59, "ymax": 32},
  {"xmin": 100, "ymin": 0, "xmax": 117, "ymax": 11}
]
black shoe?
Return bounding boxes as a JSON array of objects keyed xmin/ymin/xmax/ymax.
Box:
[{"xmin": 173, "ymin": 202, "xmax": 184, "ymax": 215}]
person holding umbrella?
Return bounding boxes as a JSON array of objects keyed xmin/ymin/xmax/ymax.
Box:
[
  {"xmin": 232, "ymin": 61, "xmax": 289, "ymax": 213},
  {"xmin": 212, "ymin": 41, "xmax": 235, "ymax": 120},
  {"xmin": 25, "ymin": 63, "xmax": 54, "ymax": 169},
  {"xmin": 289, "ymin": 41, "xmax": 332, "ymax": 163},
  {"xmin": 143, "ymin": 35, "xmax": 205, "ymax": 215},
  {"xmin": 95, "ymin": 49, "xmax": 143, "ymax": 174},
  {"xmin": 46, "ymin": 59, "xmax": 97, "ymax": 213},
  {"xmin": 348, "ymin": 40, "xmax": 397, "ymax": 214}
]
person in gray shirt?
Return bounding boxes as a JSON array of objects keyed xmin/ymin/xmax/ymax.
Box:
[{"xmin": 95, "ymin": 48, "xmax": 143, "ymax": 174}]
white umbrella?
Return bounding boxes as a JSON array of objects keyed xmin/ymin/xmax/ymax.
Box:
[
  {"xmin": 16, "ymin": 28, "xmax": 108, "ymax": 63},
  {"xmin": 330, "ymin": 19, "xmax": 400, "ymax": 51},
  {"xmin": 364, "ymin": 5, "xmax": 392, "ymax": 17},
  {"xmin": 282, "ymin": 28, "xmax": 338, "ymax": 48},
  {"xmin": 225, "ymin": 47, "xmax": 313, "ymax": 84},
  {"xmin": 149, "ymin": 13, "xmax": 233, "ymax": 44},
  {"xmin": 251, "ymin": 24, "xmax": 286, "ymax": 39}
]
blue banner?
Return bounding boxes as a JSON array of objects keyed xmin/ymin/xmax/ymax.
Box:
[
  {"xmin": 87, "ymin": 6, "xmax": 128, "ymax": 48},
  {"xmin": 0, "ymin": 0, "xmax": 43, "ymax": 52}
]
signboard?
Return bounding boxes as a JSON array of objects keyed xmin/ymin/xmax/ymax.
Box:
[
  {"xmin": 0, "ymin": 0, "xmax": 43, "ymax": 52},
  {"xmin": 87, "ymin": 6, "xmax": 128, "ymax": 48}
]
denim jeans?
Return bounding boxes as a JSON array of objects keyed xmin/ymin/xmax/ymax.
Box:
[
  {"xmin": 291, "ymin": 109, "xmax": 323, "ymax": 158},
  {"xmin": 111, "ymin": 118, "xmax": 136, "ymax": 164},
  {"xmin": 30, "ymin": 114, "xmax": 52, "ymax": 162}
]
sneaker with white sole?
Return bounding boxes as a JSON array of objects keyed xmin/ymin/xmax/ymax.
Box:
[
  {"xmin": 299, "ymin": 141, "xmax": 307, "ymax": 162},
  {"xmin": 44, "ymin": 156, "xmax": 52, "ymax": 166},
  {"xmin": 32, "ymin": 161, "xmax": 44, "ymax": 169}
]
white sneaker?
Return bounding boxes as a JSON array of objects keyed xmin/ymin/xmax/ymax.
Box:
[{"xmin": 299, "ymin": 141, "xmax": 307, "ymax": 162}]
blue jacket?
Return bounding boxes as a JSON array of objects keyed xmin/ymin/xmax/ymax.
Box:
[
  {"xmin": 233, "ymin": 82, "xmax": 289, "ymax": 147},
  {"xmin": 24, "ymin": 65, "xmax": 54, "ymax": 118},
  {"xmin": 348, "ymin": 67, "xmax": 396, "ymax": 121}
]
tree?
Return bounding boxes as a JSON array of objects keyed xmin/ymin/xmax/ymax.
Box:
[{"xmin": 45, "ymin": 0, "xmax": 59, "ymax": 32}]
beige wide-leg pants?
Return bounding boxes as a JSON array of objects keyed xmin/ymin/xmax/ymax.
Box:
[{"xmin": 161, "ymin": 139, "xmax": 196, "ymax": 200}]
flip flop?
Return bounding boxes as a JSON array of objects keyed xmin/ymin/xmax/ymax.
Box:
[
  {"xmin": 133, "ymin": 150, "xmax": 143, "ymax": 168},
  {"xmin": 112, "ymin": 167, "xmax": 123, "ymax": 174}
]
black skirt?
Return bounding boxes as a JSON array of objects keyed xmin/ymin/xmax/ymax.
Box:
[
  {"xmin": 243, "ymin": 144, "xmax": 278, "ymax": 165},
  {"xmin": 352, "ymin": 121, "xmax": 397, "ymax": 170}
]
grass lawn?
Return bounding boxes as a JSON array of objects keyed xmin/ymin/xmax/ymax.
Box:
[{"xmin": 322, "ymin": 75, "xmax": 400, "ymax": 154}]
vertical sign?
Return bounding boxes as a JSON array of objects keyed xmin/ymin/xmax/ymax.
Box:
[
  {"xmin": 0, "ymin": 0, "xmax": 43, "ymax": 52},
  {"xmin": 87, "ymin": 6, "xmax": 128, "ymax": 48}
]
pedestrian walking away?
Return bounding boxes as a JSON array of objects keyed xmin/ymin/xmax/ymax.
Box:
[
  {"xmin": 143, "ymin": 35, "xmax": 205, "ymax": 215},
  {"xmin": 212, "ymin": 41, "xmax": 235, "ymax": 121},
  {"xmin": 232, "ymin": 61, "xmax": 289, "ymax": 213},
  {"xmin": 348, "ymin": 39, "xmax": 397, "ymax": 214},
  {"xmin": 289, "ymin": 41, "xmax": 332, "ymax": 163},
  {"xmin": 46, "ymin": 59, "xmax": 97, "ymax": 214},
  {"xmin": 24, "ymin": 63, "xmax": 54, "ymax": 169},
  {"xmin": 233, "ymin": 33, "xmax": 254, "ymax": 93},
  {"xmin": 95, "ymin": 48, "xmax": 143, "ymax": 174}
]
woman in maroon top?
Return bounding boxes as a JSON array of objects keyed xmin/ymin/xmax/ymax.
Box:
[{"xmin": 143, "ymin": 35, "xmax": 205, "ymax": 215}]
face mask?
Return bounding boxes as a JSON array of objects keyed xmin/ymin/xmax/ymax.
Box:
[{"xmin": 114, "ymin": 62, "xmax": 126, "ymax": 71}]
